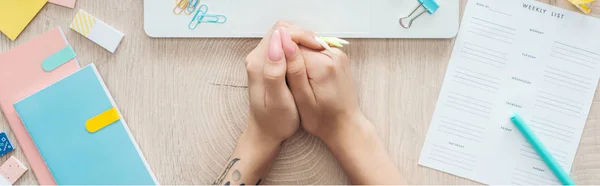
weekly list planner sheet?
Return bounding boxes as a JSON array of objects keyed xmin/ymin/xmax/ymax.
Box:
[{"xmin": 419, "ymin": 0, "xmax": 600, "ymax": 184}]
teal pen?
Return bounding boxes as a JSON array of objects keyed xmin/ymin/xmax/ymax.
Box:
[{"xmin": 510, "ymin": 113, "xmax": 575, "ymax": 185}]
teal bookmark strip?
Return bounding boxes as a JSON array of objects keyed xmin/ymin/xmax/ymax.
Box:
[{"xmin": 42, "ymin": 45, "xmax": 76, "ymax": 72}]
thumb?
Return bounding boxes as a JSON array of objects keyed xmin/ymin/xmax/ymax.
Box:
[
  {"xmin": 280, "ymin": 28, "xmax": 316, "ymax": 106},
  {"xmin": 263, "ymin": 29, "xmax": 289, "ymax": 107}
]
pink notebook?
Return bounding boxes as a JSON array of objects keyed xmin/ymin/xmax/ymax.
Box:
[
  {"xmin": 48, "ymin": 0, "xmax": 76, "ymax": 8},
  {"xmin": 0, "ymin": 27, "xmax": 79, "ymax": 184}
]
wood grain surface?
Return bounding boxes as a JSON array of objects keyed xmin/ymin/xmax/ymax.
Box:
[{"xmin": 0, "ymin": 0, "xmax": 599, "ymax": 185}]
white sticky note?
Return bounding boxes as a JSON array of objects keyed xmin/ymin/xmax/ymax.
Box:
[
  {"xmin": 0, "ymin": 177, "xmax": 10, "ymax": 186},
  {"xmin": 70, "ymin": 9, "xmax": 124, "ymax": 53}
]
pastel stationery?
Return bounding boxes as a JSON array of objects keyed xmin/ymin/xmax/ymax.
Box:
[
  {"xmin": 0, "ymin": 0, "xmax": 48, "ymax": 40},
  {"xmin": 419, "ymin": 0, "xmax": 600, "ymax": 184},
  {"xmin": 42, "ymin": 45, "xmax": 77, "ymax": 72},
  {"xmin": 510, "ymin": 114, "xmax": 575, "ymax": 185},
  {"xmin": 70, "ymin": 9, "xmax": 124, "ymax": 53},
  {"xmin": 48, "ymin": 0, "xmax": 76, "ymax": 8},
  {"xmin": 85, "ymin": 107, "xmax": 120, "ymax": 133},
  {"xmin": 14, "ymin": 65, "xmax": 158, "ymax": 185},
  {"xmin": 0, "ymin": 132, "xmax": 14, "ymax": 157},
  {"xmin": 0, "ymin": 156, "xmax": 28, "ymax": 185},
  {"xmin": 0, "ymin": 27, "xmax": 80, "ymax": 185}
]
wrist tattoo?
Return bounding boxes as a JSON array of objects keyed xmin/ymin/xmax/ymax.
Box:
[
  {"xmin": 232, "ymin": 170, "xmax": 241, "ymax": 181},
  {"xmin": 213, "ymin": 158, "xmax": 241, "ymax": 185},
  {"xmin": 214, "ymin": 158, "xmax": 263, "ymax": 185},
  {"xmin": 256, "ymin": 178, "xmax": 262, "ymax": 185},
  {"xmin": 236, "ymin": 178, "xmax": 260, "ymax": 186}
]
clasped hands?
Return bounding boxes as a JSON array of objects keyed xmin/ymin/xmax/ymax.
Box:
[
  {"xmin": 242, "ymin": 21, "xmax": 369, "ymax": 149},
  {"xmin": 225, "ymin": 21, "xmax": 403, "ymax": 185}
]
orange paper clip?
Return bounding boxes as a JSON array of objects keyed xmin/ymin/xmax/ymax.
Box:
[{"xmin": 173, "ymin": 0, "xmax": 189, "ymax": 15}]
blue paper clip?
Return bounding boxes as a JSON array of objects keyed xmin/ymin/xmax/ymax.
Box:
[
  {"xmin": 186, "ymin": 0, "xmax": 199, "ymax": 15},
  {"xmin": 399, "ymin": 0, "xmax": 439, "ymax": 28},
  {"xmin": 188, "ymin": 4, "xmax": 227, "ymax": 30},
  {"xmin": 189, "ymin": 4, "xmax": 208, "ymax": 30},
  {"xmin": 202, "ymin": 14, "xmax": 227, "ymax": 24}
]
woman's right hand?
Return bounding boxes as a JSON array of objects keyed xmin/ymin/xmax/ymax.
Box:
[
  {"xmin": 282, "ymin": 37, "xmax": 404, "ymax": 184},
  {"xmin": 281, "ymin": 35, "xmax": 372, "ymax": 142}
]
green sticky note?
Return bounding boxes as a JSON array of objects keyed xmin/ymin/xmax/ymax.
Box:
[{"xmin": 42, "ymin": 45, "xmax": 76, "ymax": 72}]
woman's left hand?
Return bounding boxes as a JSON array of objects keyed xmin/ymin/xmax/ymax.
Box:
[
  {"xmin": 244, "ymin": 21, "xmax": 323, "ymax": 148},
  {"xmin": 214, "ymin": 21, "xmax": 323, "ymax": 185}
]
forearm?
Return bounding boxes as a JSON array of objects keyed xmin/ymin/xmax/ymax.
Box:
[
  {"xmin": 213, "ymin": 128, "xmax": 281, "ymax": 185},
  {"xmin": 324, "ymin": 115, "xmax": 406, "ymax": 185}
]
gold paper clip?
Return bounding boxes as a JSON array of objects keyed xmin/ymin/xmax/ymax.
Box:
[
  {"xmin": 399, "ymin": 0, "xmax": 440, "ymax": 29},
  {"xmin": 568, "ymin": 0, "xmax": 595, "ymax": 14},
  {"xmin": 173, "ymin": 0, "xmax": 189, "ymax": 15}
]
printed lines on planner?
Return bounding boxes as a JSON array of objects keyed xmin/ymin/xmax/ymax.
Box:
[
  {"xmin": 543, "ymin": 65, "xmax": 594, "ymax": 94},
  {"xmin": 437, "ymin": 116, "xmax": 486, "ymax": 143},
  {"xmin": 519, "ymin": 143, "xmax": 568, "ymax": 168},
  {"xmin": 512, "ymin": 144, "xmax": 566, "ymax": 185},
  {"xmin": 452, "ymin": 67, "xmax": 501, "ymax": 94},
  {"xmin": 426, "ymin": 144, "xmax": 478, "ymax": 172},
  {"xmin": 461, "ymin": 42, "xmax": 508, "ymax": 68},
  {"xmin": 467, "ymin": 17, "xmax": 516, "ymax": 45},
  {"xmin": 529, "ymin": 113, "xmax": 577, "ymax": 144},
  {"xmin": 534, "ymin": 90, "xmax": 585, "ymax": 120},
  {"xmin": 480, "ymin": 4, "xmax": 514, "ymax": 17},
  {"xmin": 511, "ymin": 167, "xmax": 560, "ymax": 185},
  {"xmin": 550, "ymin": 41, "xmax": 599, "ymax": 69}
]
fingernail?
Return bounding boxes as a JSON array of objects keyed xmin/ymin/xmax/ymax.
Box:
[
  {"xmin": 280, "ymin": 28, "xmax": 296, "ymax": 58},
  {"xmin": 268, "ymin": 30, "xmax": 283, "ymax": 61},
  {"xmin": 315, "ymin": 36, "xmax": 333, "ymax": 52}
]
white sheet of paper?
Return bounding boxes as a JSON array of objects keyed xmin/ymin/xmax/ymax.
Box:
[
  {"xmin": 143, "ymin": 0, "xmax": 460, "ymax": 38},
  {"xmin": 419, "ymin": 0, "xmax": 600, "ymax": 184}
]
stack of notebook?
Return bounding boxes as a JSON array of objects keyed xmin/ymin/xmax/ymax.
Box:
[{"xmin": 0, "ymin": 27, "xmax": 157, "ymax": 185}]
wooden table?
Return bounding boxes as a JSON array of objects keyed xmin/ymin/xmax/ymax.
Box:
[{"xmin": 1, "ymin": 0, "xmax": 599, "ymax": 184}]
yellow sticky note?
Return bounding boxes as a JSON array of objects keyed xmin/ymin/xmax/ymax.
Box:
[
  {"xmin": 0, "ymin": 0, "xmax": 48, "ymax": 40},
  {"xmin": 85, "ymin": 107, "xmax": 121, "ymax": 133},
  {"xmin": 568, "ymin": 0, "xmax": 595, "ymax": 14}
]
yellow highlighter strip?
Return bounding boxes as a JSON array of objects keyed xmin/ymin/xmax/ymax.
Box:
[{"xmin": 85, "ymin": 107, "xmax": 121, "ymax": 133}]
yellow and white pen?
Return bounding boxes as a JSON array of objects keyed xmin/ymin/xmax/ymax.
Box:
[{"xmin": 315, "ymin": 36, "xmax": 350, "ymax": 52}]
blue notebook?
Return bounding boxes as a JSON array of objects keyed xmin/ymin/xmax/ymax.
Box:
[{"xmin": 14, "ymin": 64, "xmax": 157, "ymax": 185}]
